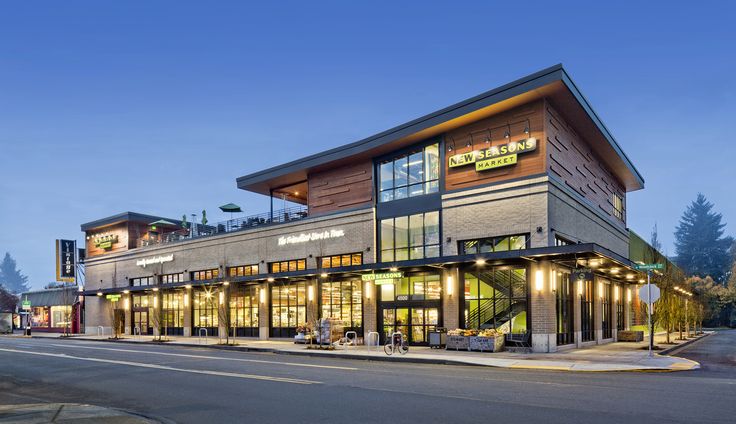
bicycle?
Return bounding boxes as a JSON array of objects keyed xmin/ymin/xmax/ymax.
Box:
[{"xmin": 384, "ymin": 332, "xmax": 409, "ymax": 355}]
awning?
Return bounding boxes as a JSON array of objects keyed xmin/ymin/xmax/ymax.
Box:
[{"xmin": 20, "ymin": 287, "xmax": 79, "ymax": 307}]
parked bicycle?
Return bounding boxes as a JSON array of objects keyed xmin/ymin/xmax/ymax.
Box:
[{"xmin": 384, "ymin": 332, "xmax": 408, "ymax": 355}]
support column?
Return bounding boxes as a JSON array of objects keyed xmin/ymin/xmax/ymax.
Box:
[
  {"xmin": 85, "ymin": 296, "xmax": 112, "ymax": 335},
  {"xmin": 594, "ymin": 278, "xmax": 603, "ymax": 344},
  {"xmin": 441, "ymin": 266, "xmax": 460, "ymax": 331},
  {"xmin": 531, "ymin": 260, "xmax": 557, "ymax": 353},
  {"xmin": 258, "ymin": 282, "xmax": 270, "ymax": 340},
  {"xmin": 363, "ymin": 280, "xmax": 377, "ymax": 335},
  {"xmin": 124, "ymin": 293, "xmax": 132, "ymax": 336},
  {"xmin": 183, "ymin": 286, "xmax": 192, "ymax": 337}
]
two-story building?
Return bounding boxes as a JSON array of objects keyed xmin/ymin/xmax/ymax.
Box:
[{"xmin": 81, "ymin": 64, "xmax": 649, "ymax": 352}]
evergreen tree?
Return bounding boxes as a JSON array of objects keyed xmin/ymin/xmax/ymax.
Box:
[
  {"xmin": 0, "ymin": 252, "xmax": 30, "ymax": 294},
  {"xmin": 650, "ymin": 223, "xmax": 662, "ymax": 252},
  {"xmin": 674, "ymin": 194, "xmax": 733, "ymax": 283}
]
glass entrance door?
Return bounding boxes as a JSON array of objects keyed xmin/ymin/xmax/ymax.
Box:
[
  {"xmin": 133, "ymin": 310, "xmax": 150, "ymax": 335},
  {"xmin": 382, "ymin": 306, "xmax": 439, "ymax": 345}
]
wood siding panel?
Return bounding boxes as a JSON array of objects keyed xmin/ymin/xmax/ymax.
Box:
[
  {"xmin": 444, "ymin": 101, "xmax": 546, "ymax": 191},
  {"xmin": 85, "ymin": 223, "xmax": 130, "ymax": 258},
  {"xmin": 308, "ymin": 160, "xmax": 373, "ymax": 216},
  {"xmin": 544, "ymin": 101, "xmax": 626, "ymax": 224}
]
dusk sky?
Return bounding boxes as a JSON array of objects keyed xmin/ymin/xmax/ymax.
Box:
[{"xmin": 1, "ymin": 2, "xmax": 734, "ymax": 289}]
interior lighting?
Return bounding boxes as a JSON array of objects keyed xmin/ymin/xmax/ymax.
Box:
[
  {"xmin": 218, "ymin": 291, "xmax": 224, "ymax": 305},
  {"xmin": 267, "ymin": 277, "xmax": 275, "ymax": 282}
]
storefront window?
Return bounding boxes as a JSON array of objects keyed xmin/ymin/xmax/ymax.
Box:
[
  {"xmin": 380, "ymin": 211, "xmax": 440, "ymax": 261},
  {"xmin": 319, "ymin": 253, "xmax": 363, "ymax": 269},
  {"xmin": 130, "ymin": 276, "xmax": 154, "ymax": 287},
  {"xmin": 161, "ymin": 273, "xmax": 183, "ymax": 284},
  {"xmin": 380, "ymin": 273, "xmax": 440, "ymax": 301},
  {"xmin": 464, "ymin": 267, "xmax": 527, "ymax": 333},
  {"xmin": 556, "ymin": 272, "xmax": 574, "ymax": 345},
  {"xmin": 271, "ymin": 281, "xmax": 307, "ymax": 337},
  {"xmin": 31, "ymin": 307, "xmax": 49, "ymax": 327},
  {"xmin": 320, "ymin": 280, "xmax": 362, "ymax": 330},
  {"xmin": 193, "ymin": 288, "xmax": 219, "ymax": 332},
  {"xmin": 580, "ymin": 279, "xmax": 595, "ymax": 342},
  {"xmin": 230, "ymin": 285, "xmax": 259, "ymax": 337},
  {"xmin": 616, "ymin": 285, "xmax": 625, "ymax": 331},
  {"xmin": 460, "ymin": 234, "xmax": 528, "ymax": 255},
  {"xmin": 51, "ymin": 305, "xmax": 72, "ymax": 328},
  {"xmin": 228, "ymin": 265, "xmax": 259, "ymax": 277},
  {"xmin": 269, "ymin": 259, "xmax": 306, "ymax": 273},
  {"xmin": 601, "ymin": 282, "xmax": 612, "ymax": 339},
  {"xmin": 162, "ymin": 291, "xmax": 185, "ymax": 335},
  {"xmin": 379, "ymin": 143, "xmax": 439, "ymax": 202}
]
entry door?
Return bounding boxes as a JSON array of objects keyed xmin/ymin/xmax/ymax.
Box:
[{"xmin": 134, "ymin": 311, "xmax": 150, "ymax": 335}]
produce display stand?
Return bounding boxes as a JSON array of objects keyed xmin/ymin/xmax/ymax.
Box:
[{"xmin": 445, "ymin": 334, "xmax": 505, "ymax": 352}]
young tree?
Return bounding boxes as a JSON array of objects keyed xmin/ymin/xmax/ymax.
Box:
[
  {"xmin": 0, "ymin": 253, "xmax": 30, "ymax": 294},
  {"xmin": 651, "ymin": 223, "xmax": 663, "ymax": 252},
  {"xmin": 674, "ymin": 194, "xmax": 733, "ymax": 283}
]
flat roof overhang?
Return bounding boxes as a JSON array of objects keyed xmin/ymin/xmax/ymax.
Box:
[
  {"xmin": 82, "ymin": 243, "xmax": 646, "ymax": 296},
  {"xmin": 236, "ymin": 64, "xmax": 645, "ymax": 196},
  {"xmin": 81, "ymin": 212, "xmax": 182, "ymax": 232}
]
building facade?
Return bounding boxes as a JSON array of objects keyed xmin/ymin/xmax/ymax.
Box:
[{"xmin": 81, "ymin": 65, "xmax": 650, "ymax": 352}]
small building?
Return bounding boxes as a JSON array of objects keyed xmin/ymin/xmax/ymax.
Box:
[{"xmin": 19, "ymin": 285, "xmax": 83, "ymax": 333}]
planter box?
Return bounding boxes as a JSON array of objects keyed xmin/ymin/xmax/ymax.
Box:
[
  {"xmin": 445, "ymin": 335, "xmax": 470, "ymax": 350},
  {"xmin": 618, "ymin": 330, "xmax": 644, "ymax": 342},
  {"xmin": 469, "ymin": 336, "xmax": 505, "ymax": 352}
]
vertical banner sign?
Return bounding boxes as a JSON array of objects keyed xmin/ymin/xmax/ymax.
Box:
[{"xmin": 56, "ymin": 239, "xmax": 77, "ymax": 283}]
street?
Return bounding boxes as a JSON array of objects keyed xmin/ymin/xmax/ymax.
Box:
[{"xmin": 0, "ymin": 332, "xmax": 735, "ymax": 424}]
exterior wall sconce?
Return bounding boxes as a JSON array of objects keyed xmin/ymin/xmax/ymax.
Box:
[
  {"xmin": 123, "ymin": 290, "xmax": 130, "ymax": 294},
  {"xmin": 153, "ymin": 296, "xmax": 158, "ymax": 308},
  {"xmin": 320, "ymin": 273, "xmax": 328, "ymax": 278},
  {"xmin": 615, "ymin": 286, "xmax": 620, "ymax": 302},
  {"xmin": 577, "ymin": 280, "xmax": 583, "ymax": 297},
  {"xmin": 598, "ymin": 282, "xmax": 603, "ymax": 299},
  {"xmin": 308, "ymin": 285, "xmax": 314, "ymax": 302},
  {"xmin": 260, "ymin": 288, "xmax": 266, "ymax": 304},
  {"xmin": 218, "ymin": 291, "xmax": 224, "ymax": 305},
  {"xmin": 446, "ymin": 275, "xmax": 454, "ymax": 296},
  {"xmin": 124, "ymin": 298, "xmax": 130, "ymax": 310},
  {"xmin": 535, "ymin": 270, "xmax": 544, "ymax": 292},
  {"xmin": 551, "ymin": 271, "xmax": 557, "ymax": 292},
  {"xmin": 365, "ymin": 281, "xmax": 371, "ymax": 299},
  {"xmin": 184, "ymin": 293, "xmax": 189, "ymax": 307},
  {"xmin": 475, "ymin": 259, "xmax": 485, "ymax": 266},
  {"xmin": 185, "ymin": 284, "xmax": 192, "ymax": 289}
]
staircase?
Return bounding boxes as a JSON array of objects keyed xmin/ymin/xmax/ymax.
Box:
[{"xmin": 466, "ymin": 269, "xmax": 527, "ymax": 330}]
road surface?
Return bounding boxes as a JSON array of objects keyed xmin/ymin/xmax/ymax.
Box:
[{"xmin": 1, "ymin": 331, "xmax": 734, "ymax": 423}]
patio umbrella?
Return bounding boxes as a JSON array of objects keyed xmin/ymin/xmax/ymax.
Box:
[{"xmin": 219, "ymin": 203, "xmax": 243, "ymax": 220}]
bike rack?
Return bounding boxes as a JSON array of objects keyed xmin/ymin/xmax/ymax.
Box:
[
  {"xmin": 366, "ymin": 331, "xmax": 380, "ymax": 351},
  {"xmin": 344, "ymin": 331, "xmax": 357, "ymax": 349},
  {"xmin": 198, "ymin": 328, "xmax": 208, "ymax": 345},
  {"xmin": 97, "ymin": 326, "xmax": 104, "ymax": 337}
]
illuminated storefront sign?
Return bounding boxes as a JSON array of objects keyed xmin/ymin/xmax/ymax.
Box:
[
  {"xmin": 362, "ymin": 272, "xmax": 404, "ymax": 285},
  {"xmin": 277, "ymin": 229, "xmax": 345, "ymax": 246},
  {"xmin": 136, "ymin": 254, "xmax": 174, "ymax": 268},
  {"xmin": 55, "ymin": 239, "xmax": 76, "ymax": 283},
  {"xmin": 94, "ymin": 234, "xmax": 119, "ymax": 250},
  {"xmin": 448, "ymin": 137, "xmax": 537, "ymax": 171}
]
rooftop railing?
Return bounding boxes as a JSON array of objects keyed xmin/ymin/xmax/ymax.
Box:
[{"xmin": 136, "ymin": 205, "xmax": 308, "ymax": 248}]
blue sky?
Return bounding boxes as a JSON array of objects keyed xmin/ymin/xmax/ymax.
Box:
[{"xmin": 1, "ymin": 2, "xmax": 734, "ymax": 289}]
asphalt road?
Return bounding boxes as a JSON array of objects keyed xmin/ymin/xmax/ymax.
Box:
[{"xmin": 0, "ymin": 332, "xmax": 734, "ymax": 424}]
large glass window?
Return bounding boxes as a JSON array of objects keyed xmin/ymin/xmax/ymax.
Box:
[
  {"xmin": 160, "ymin": 273, "xmax": 183, "ymax": 284},
  {"xmin": 460, "ymin": 234, "xmax": 528, "ymax": 255},
  {"xmin": 230, "ymin": 284, "xmax": 259, "ymax": 337},
  {"xmin": 228, "ymin": 265, "xmax": 259, "ymax": 277},
  {"xmin": 269, "ymin": 259, "xmax": 306, "ymax": 273},
  {"xmin": 320, "ymin": 253, "xmax": 363, "ymax": 269},
  {"xmin": 379, "ymin": 143, "xmax": 439, "ymax": 202},
  {"xmin": 556, "ymin": 272, "xmax": 574, "ymax": 345},
  {"xmin": 580, "ymin": 279, "xmax": 595, "ymax": 342},
  {"xmin": 162, "ymin": 291, "xmax": 185, "ymax": 334},
  {"xmin": 31, "ymin": 307, "xmax": 49, "ymax": 327},
  {"xmin": 379, "ymin": 273, "xmax": 441, "ymax": 301},
  {"xmin": 271, "ymin": 281, "xmax": 307, "ymax": 337},
  {"xmin": 613, "ymin": 193, "xmax": 625, "ymax": 221},
  {"xmin": 132, "ymin": 293, "xmax": 153, "ymax": 335},
  {"xmin": 616, "ymin": 285, "xmax": 625, "ymax": 331},
  {"xmin": 130, "ymin": 276, "xmax": 154, "ymax": 287},
  {"xmin": 191, "ymin": 269, "xmax": 219, "ymax": 281},
  {"xmin": 464, "ymin": 267, "xmax": 527, "ymax": 333},
  {"xmin": 601, "ymin": 282, "xmax": 612, "ymax": 339},
  {"xmin": 380, "ymin": 211, "xmax": 440, "ymax": 262},
  {"xmin": 321, "ymin": 280, "xmax": 362, "ymax": 331},
  {"xmin": 50, "ymin": 305, "xmax": 72, "ymax": 328},
  {"xmin": 193, "ymin": 288, "xmax": 219, "ymax": 333}
]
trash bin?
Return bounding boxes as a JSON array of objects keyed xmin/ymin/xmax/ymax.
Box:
[
  {"xmin": 429, "ymin": 327, "xmax": 447, "ymax": 349},
  {"xmin": 24, "ymin": 327, "xmax": 31, "ymax": 336}
]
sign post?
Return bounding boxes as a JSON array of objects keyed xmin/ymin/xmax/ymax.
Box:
[{"xmin": 634, "ymin": 263, "xmax": 663, "ymax": 357}]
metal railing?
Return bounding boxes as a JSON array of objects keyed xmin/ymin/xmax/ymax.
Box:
[{"xmin": 136, "ymin": 205, "xmax": 308, "ymax": 248}]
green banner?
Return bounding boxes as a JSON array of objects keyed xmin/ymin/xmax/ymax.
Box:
[{"xmin": 21, "ymin": 300, "xmax": 31, "ymax": 310}]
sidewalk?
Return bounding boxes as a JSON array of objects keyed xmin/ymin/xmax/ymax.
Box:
[{"xmin": 11, "ymin": 330, "xmax": 706, "ymax": 372}]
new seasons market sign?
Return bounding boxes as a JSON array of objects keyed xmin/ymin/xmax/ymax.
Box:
[
  {"xmin": 136, "ymin": 254, "xmax": 174, "ymax": 268},
  {"xmin": 448, "ymin": 137, "xmax": 537, "ymax": 171},
  {"xmin": 362, "ymin": 272, "xmax": 404, "ymax": 285},
  {"xmin": 278, "ymin": 229, "xmax": 345, "ymax": 246}
]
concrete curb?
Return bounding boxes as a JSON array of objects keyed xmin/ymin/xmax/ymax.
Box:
[
  {"xmin": 28, "ymin": 335, "xmax": 698, "ymax": 372},
  {"xmin": 659, "ymin": 332, "xmax": 712, "ymax": 356}
]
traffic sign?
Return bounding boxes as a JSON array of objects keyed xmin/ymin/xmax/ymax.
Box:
[
  {"xmin": 21, "ymin": 300, "xmax": 31, "ymax": 310},
  {"xmin": 634, "ymin": 263, "xmax": 664, "ymax": 271},
  {"xmin": 639, "ymin": 284, "xmax": 661, "ymax": 304}
]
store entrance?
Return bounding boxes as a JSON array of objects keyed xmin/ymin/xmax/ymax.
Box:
[
  {"xmin": 133, "ymin": 310, "xmax": 151, "ymax": 335},
  {"xmin": 381, "ymin": 307, "xmax": 439, "ymax": 345}
]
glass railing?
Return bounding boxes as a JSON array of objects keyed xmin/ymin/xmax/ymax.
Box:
[{"xmin": 136, "ymin": 205, "xmax": 308, "ymax": 248}]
